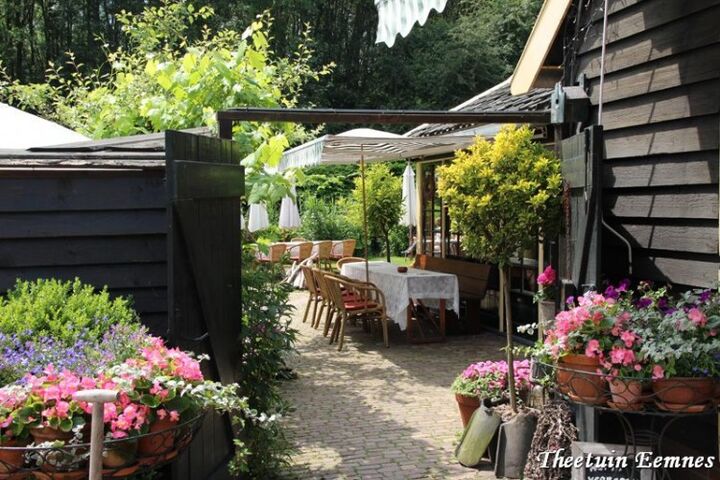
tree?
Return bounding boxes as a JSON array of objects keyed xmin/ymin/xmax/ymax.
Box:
[
  {"xmin": 0, "ymin": 1, "xmax": 331, "ymax": 205},
  {"xmin": 349, "ymin": 163, "xmax": 402, "ymax": 262},
  {"xmin": 437, "ymin": 125, "xmax": 562, "ymax": 411}
]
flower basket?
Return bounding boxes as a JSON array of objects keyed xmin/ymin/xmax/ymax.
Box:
[{"xmin": 556, "ymin": 354, "xmax": 607, "ymax": 405}]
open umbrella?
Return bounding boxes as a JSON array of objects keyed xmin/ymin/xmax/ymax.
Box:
[
  {"xmin": 0, "ymin": 103, "xmax": 89, "ymax": 149},
  {"xmin": 247, "ymin": 203, "xmax": 269, "ymax": 232},
  {"xmin": 278, "ymin": 186, "xmax": 301, "ymax": 229}
]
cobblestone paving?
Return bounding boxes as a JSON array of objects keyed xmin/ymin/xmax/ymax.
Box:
[{"xmin": 280, "ymin": 291, "xmax": 505, "ymax": 479}]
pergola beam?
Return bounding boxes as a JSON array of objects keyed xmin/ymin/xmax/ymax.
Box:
[{"xmin": 217, "ymin": 107, "xmax": 550, "ymax": 139}]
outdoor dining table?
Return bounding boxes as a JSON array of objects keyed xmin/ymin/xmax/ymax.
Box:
[{"xmin": 340, "ymin": 261, "xmax": 459, "ymax": 343}]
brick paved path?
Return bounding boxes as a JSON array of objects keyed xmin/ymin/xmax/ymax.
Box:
[{"xmin": 280, "ymin": 291, "xmax": 505, "ymax": 479}]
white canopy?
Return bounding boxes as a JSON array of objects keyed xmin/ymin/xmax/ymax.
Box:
[
  {"xmin": 279, "ymin": 186, "xmax": 301, "ymax": 229},
  {"xmin": 400, "ymin": 164, "xmax": 417, "ymax": 227},
  {"xmin": 247, "ymin": 203, "xmax": 270, "ymax": 232},
  {"xmin": 279, "ymin": 128, "xmax": 474, "ymax": 171},
  {"xmin": 375, "ymin": 0, "xmax": 448, "ymax": 47},
  {"xmin": 0, "ymin": 103, "xmax": 89, "ymax": 149}
]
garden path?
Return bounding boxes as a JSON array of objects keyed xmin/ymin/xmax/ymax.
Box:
[{"xmin": 280, "ymin": 291, "xmax": 504, "ymax": 479}]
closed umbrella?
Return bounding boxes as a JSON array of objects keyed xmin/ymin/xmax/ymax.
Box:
[
  {"xmin": 240, "ymin": 211, "xmax": 245, "ymax": 230},
  {"xmin": 247, "ymin": 203, "xmax": 269, "ymax": 232},
  {"xmin": 400, "ymin": 163, "xmax": 417, "ymax": 227},
  {"xmin": 278, "ymin": 186, "xmax": 301, "ymax": 229}
]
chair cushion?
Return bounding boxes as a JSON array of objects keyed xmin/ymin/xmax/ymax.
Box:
[{"xmin": 344, "ymin": 300, "xmax": 379, "ymax": 311}]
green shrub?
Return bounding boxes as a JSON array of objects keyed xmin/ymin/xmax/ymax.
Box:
[
  {"xmin": 0, "ymin": 278, "xmax": 138, "ymax": 344},
  {"xmin": 296, "ymin": 197, "xmax": 361, "ymax": 247}
]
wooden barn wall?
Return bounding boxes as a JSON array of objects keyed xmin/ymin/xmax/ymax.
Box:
[
  {"xmin": 0, "ymin": 167, "xmax": 168, "ymax": 333},
  {"xmin": 571, "ymin": 0, "xmax": 720, "ymax": 287}
]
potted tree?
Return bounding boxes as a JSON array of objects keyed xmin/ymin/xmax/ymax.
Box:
[{"xmin": 438, "ymin": 125, "xmax": 562, "ymax": 478}]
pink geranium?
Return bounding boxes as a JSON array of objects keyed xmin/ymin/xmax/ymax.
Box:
[{"xmin": 537, "ymin": 266, "xmax": 556, "ymax": 286}]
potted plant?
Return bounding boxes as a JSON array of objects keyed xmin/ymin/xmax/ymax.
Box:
[
  {"xmin": 0, "ymin": 385, "xmax": 31, "ymax": 473},
  {"xmin": 637, "ymin": 288, "xmax": 720, "ymax": 412},
  {"xmin": 438, "ymin": 125, "xmax": 562, "ymax": 478},
  {"xmin": 533, "ymin": 265, "xmax": 557, "ymax": 332},
  {"xmin": 451, "ymin": 360, "xmax": 532, "ymax": 427}
]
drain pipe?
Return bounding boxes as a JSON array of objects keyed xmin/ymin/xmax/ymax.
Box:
[{"xmin": 597, "ymin": 0, "xmax": 633, "ymax": 274}]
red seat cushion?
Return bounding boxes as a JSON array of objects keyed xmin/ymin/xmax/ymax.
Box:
[{"xmin": 344, "ymin": 300, "xmax": 378, "ymax": 311}]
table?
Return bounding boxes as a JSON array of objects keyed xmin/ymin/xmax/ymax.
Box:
[{"xmin": 341, "ymin": 261, "xmax": 459, "ymax": 342}]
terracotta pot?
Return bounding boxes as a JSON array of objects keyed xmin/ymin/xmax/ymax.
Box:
[
  {"xmin": 29, "ymin": 426, "xmax": 74, "ymax": 444},
  {"xmin": 455, "ymin": 394, "xmax": 480, "ymax": 428},
  {"xmin": 652, "ymin": 377, "xmax": 714, "ymax": 407},
  {"xmin": 103, "ymin": 439, "xmax": 137, "ymax": 469},
  {"xmin": 137, "ymin": 417, "xmax": 176, "ymax": 457},
  {"xmin": 556, "ymin": 354, "xmax": 607, "ymax": 405},
  {"xmin": 609, "ymin": 378, "xmax": 644, "ymax": 406},
  {"xmin": 33, "ymin": 471, "xmax": 87, "ymax": 480},
  {"xmin": 0, "ymin": 440, "xmax": 25, "ymax": 473}
]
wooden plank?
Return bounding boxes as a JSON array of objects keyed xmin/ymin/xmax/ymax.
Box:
[
  {"xmin": 0, "ymin": 210, "xmax": 166, "ymax": 239},
  {"xmin": 175, "ymin": 161, "xmax": 244, "ymax": 200},
  {"xmin": 0, "ymin": 263, "xmax": 167, "ymax": 291},
  {"xmin": 138, "ymin": 312, "xmax": 168, "ymax": 336},
  {"xmin": 609, "ymin": 221, "xmax": 718, "ymax": 254},
  {"xmin": 597, "ymin": 80, "xmax": 719, "ymax": 132},
  {"xmin": 604, "ymin": 187, "xmax": 718, "ymax": 219},
  {"xmin": 580, "ymin": 0, "xmax": 720, "ymax": 53},
  {"xmin": 603, "ymin": 115, "xmax": 719, "ymax": 159},
  {"xmin": 603, "ymin": 151, "xmax": 719, "ymax": 188},
  {"xmin": 0, "ymin": 174, "xmax": 165, "ymax": 212},
  {"xmin": 0, "ymin": 235, "xmax": 166, "ymax": 267},
  {"xmin": 109, "ymin": 287, "xmax": 168, "ymax": 314},
  {"xmin": 587, "ymin": 44, "xmax": 720, "ymax": 105},
  {"xmin": 632, "ymin": 254, "xmax": 719, "ymax": 287}
]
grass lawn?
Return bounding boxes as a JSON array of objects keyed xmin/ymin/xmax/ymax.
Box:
[{"xmin": 367, "ymin": 255, "xmax": 412, "ymax": 266}]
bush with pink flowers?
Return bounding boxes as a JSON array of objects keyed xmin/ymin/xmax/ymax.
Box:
[{"xmin": 451, "ymin": 360, "xmax": 532, "ymax": 401}]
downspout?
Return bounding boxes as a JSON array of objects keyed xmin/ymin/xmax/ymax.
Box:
[{"xmin": 597, "ymin": 0, "xmax": 633, "ymax": 274}]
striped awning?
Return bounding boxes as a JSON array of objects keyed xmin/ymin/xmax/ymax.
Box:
[
  {"xmin": 375, "ymin": 0, "xmax": 448, "ymax": 47},
  {"xmin": 278, "ymin": 128, "xmax": 474, "ymax": 170}
]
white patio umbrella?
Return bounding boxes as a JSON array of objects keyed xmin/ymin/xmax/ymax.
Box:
[
  {"xmin": 240, "ymin": 211, "xmax": 246, "ymax": 230},
  {"xmin": 247, "ymin": 203, "xmax": 269, "ymax": 232},
  {"xmin": 400, "ymin": 163, "xmax": 417, "ymax": 227},
  {"xmin": 0, "ymin": 102, "xmax": 89, "ymax": 149},
  {"xmin": 278, "ymin": 186, "xmax": 301, "ymax": 229}
]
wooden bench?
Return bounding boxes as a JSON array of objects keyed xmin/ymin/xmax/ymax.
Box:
[{"xmin": 413, "ymin": 255, "xmax": 498, "ymax": 332}]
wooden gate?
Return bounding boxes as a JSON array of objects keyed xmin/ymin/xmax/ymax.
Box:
[
  {"xmin": 165, "ymin": 130, "xmax": 244, "ymax": 479},
  {"xmin": 560, "ymin": 125, "xmax": 603, "ymax": 292}
]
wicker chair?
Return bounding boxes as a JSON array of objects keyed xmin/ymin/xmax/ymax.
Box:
[
  {"xmin": 330, "ymin": 239, "xmax": 357, "ymax": 260},
  {"xmin": 287, "ymin": 241, "xmax": 313, "ymax": 262},
  {"xmin": 290, "ymin": 237, "xmax": 307, "ymax": 242},
  {"xmin": 336, "ymin": 256, "xmax": 365, "ymax": 271},
  {"xmin": 313, "ymin": 240, "xmax": 333, "ymax": 269},
  {"xmin": 300, "ymin": 265, "xmax": 321, "ymax": 324},
  {"xmin": 323, "ymin": 273, "xmax": 389, "ymax": 351},
  {"xmin": 257, "ymin": 243, "xmax": 286, "ymax": 263}
]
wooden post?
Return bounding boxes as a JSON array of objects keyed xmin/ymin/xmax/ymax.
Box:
[
  {"xmin": 73, "ymin": 389, "xmax": 119, "ymax": 480},
  {"xmin": 360, "ymin": 145, "xmax": 369, "ymax": 284}
]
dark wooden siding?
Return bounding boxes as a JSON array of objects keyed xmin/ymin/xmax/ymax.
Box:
[
  {"xmin": 571, "ymin": 0, "xmax": 720, "ymax": 287},
  {"xmin": 0, "ymin": 167, "xmax": 168, "ymax": 332}
]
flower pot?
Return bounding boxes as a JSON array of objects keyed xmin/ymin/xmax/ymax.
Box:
[
  {"xmin": 29, "ymin": 426, "xmax": 74, "ymax": 444},
  {"xmin": 103, "ymin": 439, "xmax": 137, "ymax": 469},
  {"xmin": 538, "ymin": 300, "xmax": 556, "ymax": 331},
  {"xmin": 608, "ymin": 378, "xmax": 644, "ymax": 408},
  {"xmin": 455, "ymin": 394, "xmax": 480, "ymax": 428},
  {"xmin": 652, "ymin": 377, "xmax": 714, "ymax": 409},
  {"xmin": 137, "ymin": 417, "xmax": 176, "ymax": 457},
  {"xmin": 0, "ymin": 440, "xmax": 25, "ymax": 473},
  {"xmin": 33, "ymin": 471, "xmax": 87, "ymax": 480},
  {"xmin": 556, "ymin": 354, "xmax": 607, "ymax": 405},
  {"xmin": 494, "ymin": 411, "xmax": 538, "ymax": 479}
]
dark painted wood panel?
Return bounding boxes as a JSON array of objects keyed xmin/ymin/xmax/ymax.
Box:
[
  {"xmin": 603, "ymin": 115, "xmax": 718, "ymax": 159},
  {"xmin": 0, "ymin": 235, "xmax": 166, "ymax": 267},
  {"xmin": 109, "ymin": 287, "xmax": 168, "ymax": 314},
  {"xmin": 587, "ymin": 44, "xmax": 720, "ymax": 104},
  {"xmin": 603, "ymin": 151, "xmax": 719, "ymax": 188},
  {"xmin": 597, "ymin": 81, "xmax": 719, "ymax": 132},
  {"xmin": 0, "ymin": 210, "xmax": 166, "ymax": 239},
  {"xmin": 632, "ymin": 254, "xmax": 719, "ymax": 287},
  {"xmin": 605, "ymin": 187, "xmax": 718, "ymax": 219},
  {"xmin": 0, "ymin": 262, "xmax": 167, "ymax": 291},
  {"xmin": 581, "ymin": 0, "xmax": 720, "ymax": 53},
  {"xmin": 175, "ymin": 161, "xmax": 244, "ymax": 200},
  {"xmin": 0, "ymin": 175, "xmax": 166, "ymax": 212},
  {"xmin": 610, "ymin": 222, "xmax": 718, "ymax": 254}
]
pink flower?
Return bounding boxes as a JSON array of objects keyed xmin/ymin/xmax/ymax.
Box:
[
  {"xmin": 620, "ymin": 330, "xmax": 637, "ymax": 348},
  {"xmin": 156, "ymin": 409, "xmax": 167, "ymax": 420},
  {"xmin": 688, "ymin": 308, "xmax": 707, "ymax": 327},
  {"xmin": 585, "ymin": 339, "xmax": 601, "ymax": 358},
  {"xmin": 55, "ymin": 401, "xmax": 70, "ymax": 419},
  {"xmin": 537, "ymin": 266, "xmax": 556, "ymax": 286},
  {"xmin": 652, "ymin": 365, "xmax": 665, "ymax": 380},
  {"xmin": 169, "ymin": 410, "xmax": 180, "ymax": 422}
]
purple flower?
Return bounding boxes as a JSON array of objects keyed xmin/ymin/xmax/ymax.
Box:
[
  {"xmin": 617, "ymin": 278, "xmax": 630, "ymax": 292},
  {"xmin": 604, "ymin": 286, "xmax": 619, "ymax": 300},
  {"xmin": 635, "ymin": 297, "xmax": 652, "ymax": 309},
  {"xmin": 699, "ymin": 290, "xmax": 712, "ymax": 303},
  {"xmin": 566, "ymin": 296, "xmax": 575, "ymax": 305}
]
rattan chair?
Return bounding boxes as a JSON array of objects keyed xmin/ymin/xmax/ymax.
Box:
[
  {"xmin": 287, "ymin": 241, "xmax": 313, "ymax": 262},
  {"xmin": 300, "ymin": 265, "xmax": 321, "ymax": 324},
  {"xmin": 257, "ymin": 243, "xmax": 286, "ymax": 263},
  {"xmin": 323, "ymin": 273, "xmax": 389, "ymax": 351},
  {"xmin": 336, "ymin": 256, "xmax": 365, "ymax": 271},
  {"xmin": 290, "ymin": 237, "xmax": 307, "ymax": 242},
  {"xmin": 313, "ymin": 241, "xmax": 333, "ymax": 269},
  {"xmin": 330, "ymin": 239, "xmax": 357, "ymax": 260}
]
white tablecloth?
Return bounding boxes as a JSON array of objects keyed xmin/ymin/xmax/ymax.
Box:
[{"xmin": 340, "ymin": 261, "xmax": 459, "ymax": 330}]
